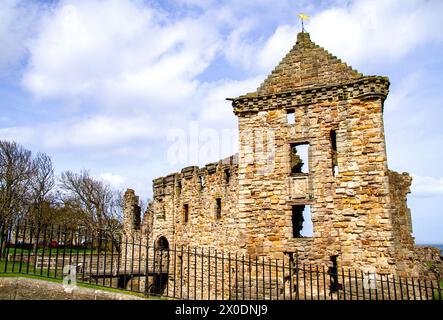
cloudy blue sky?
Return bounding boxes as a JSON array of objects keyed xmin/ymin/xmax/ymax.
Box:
[{"xmin": 0, "ymin": 0, "xmax": 442, "ymax": 243}]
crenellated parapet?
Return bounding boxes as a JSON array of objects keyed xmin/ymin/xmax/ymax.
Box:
[
  {"xmin": 152, "ymin": 154, "xmax": 238, "ymax": 200},
  {"xmin": 229, "ymin": 76, "xmax": 390, "ymax": 116}
]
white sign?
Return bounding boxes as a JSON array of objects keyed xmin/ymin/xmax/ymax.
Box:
[
  {"xmin": 63, "ymin": 265, "xmax": 77, "ymax": 293},
  {"xmin": 363, "ymin": 272, "xmax": 377, "ymax": 290}
]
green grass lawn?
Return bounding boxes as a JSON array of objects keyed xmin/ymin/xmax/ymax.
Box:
[
  {"xmin": 0, "ymin": 257, "xmax": 59, "ymax": 277},
  {"xmin": 0, "ymin": 273, "xmax": 154, "ymax": 299},
  {"xmin": 5, "ymin": 247, "xmax": 111, "ymax": 256},
  {"xmin": 435, "ymin": 281, "xmax": 443, "ymax": 300},
  {"xmin": 0, "ymin": 258, "xmax": 165, "ymax": 299}
]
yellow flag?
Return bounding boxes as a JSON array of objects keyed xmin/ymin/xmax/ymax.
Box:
[{"xmin": 298, "ymin": 13, "xmax": 310, "ymax": 20}]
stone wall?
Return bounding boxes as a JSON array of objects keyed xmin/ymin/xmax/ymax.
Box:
[
  {"xmin": 235, "ymin": 95, "xmax": 401, "ymax": 274},
  {"xmin": 148, "ymin": 155, "xmax": 242, "ymax": 253},
  {"xmin": 386, "ymin": 171, "xmax": 443, "ymax": 277},
  {"xmin": 389, "ymin": 170, "xmax": 414, "ymax": 251},
  {"xmin": 0, "ymin": 277, "xmax": 145, "ymax": 300},
  {"xmin": 122, "ymin": 189, "xmax": 144, "ymax": 265}
]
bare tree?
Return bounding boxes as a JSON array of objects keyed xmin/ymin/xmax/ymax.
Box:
[
  {"xmin": 0, "ymin": 140, "xmax": 125, "ymax": 253},
  {"xmin": 59, "ymin": 170, "xmax": 123, "ymax": 251},
  {"xmin": 0, "ymin": 140, "xmax": 34, "ymax": 222},
  {"xmin": 28, "ymin": 152, "xmax": 55, "ymax": 225},
  {"xmin": 0, "ymin": 141, "xmax": 44, "ymax": 257},
  {"xmin": 104, "ymin": 188, "xmax": 125, "ymax": 250}
]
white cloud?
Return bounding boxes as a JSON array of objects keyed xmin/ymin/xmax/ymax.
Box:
[
  {"xmin": 22, "ymin": 0, "xmax": 221, "ymax": 107},
  {"xmin": 257, "ymin": 25, "xmax": 298, "ymax": 71},
  {"xmin": 0, "ymin": 0, "xmax": 21, "ymax": 71},
  {"xmin": 0, "ymin": 0, "xmax": 41, "ymax": 74},
  {"xmin": 308, "ymin": 0, "xmax": 443, "ymax": 66},
  {"xmin": 223, "ymin": 18, "xmax": 260, "ymax": 70},
  {"xmin": 223, "ymin": 22, "xmax": 299, "ymax": 74},
  {"xmin": 198, "ymin": 76, "xmax": 262, "ymax": 125},
  {"xmin": 223, "ymin": 0, "xmax": 443, "ymax": 76},
  {"xmin": 0, "ymin": 114, "xmax": 159, "ymax": 149},
  {"xmin": 98, "ymin": 172, "xmax": 125, "ymax": 189},
  {"xmin": 45, "ymin": 115, "xmax": 158, "ymax": 148},
  {"xmin": 0, "ymin": 126, "xmax": 35, "ymax": 145},
  {"xmin": 411, "ymin": 175, "xmax": 443, "ymax": 198},
  {"xmin": 385, "ymin": 71, "xmax": 424, "ymax": 113},
  {"xmin": 14, "ymin": 0, "xmax": 237, "ymax": 149}
]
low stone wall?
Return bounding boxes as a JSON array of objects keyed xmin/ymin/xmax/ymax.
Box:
[
  {"xmin": 0, "ymin": 277, "xmax": 146, "ymax": 300},
  {"xmin": 412, "ymin": 246, "xmax": 443, "ymax": 278}
]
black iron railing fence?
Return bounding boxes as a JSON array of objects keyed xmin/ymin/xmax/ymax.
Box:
[{"xmin": 0, "ymin": 220, "xmax": 442, "ymax": 300}]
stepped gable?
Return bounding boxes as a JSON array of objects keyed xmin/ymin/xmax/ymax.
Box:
[
  {"xmin": 229, "ymin": 32, "xmax": 390, "ymax": 115},
  {"xmin": 255, "ymin": 32, "xmax": 363, "ymax": 96}
]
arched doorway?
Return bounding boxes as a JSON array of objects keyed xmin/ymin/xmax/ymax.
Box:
[
  {"xmin": 156, "ymin": 236, "xmax": 169, "ymax": 250},
  {"xmin": 149, "ymin": 236, "xmax": 170, "ymax": 295}
]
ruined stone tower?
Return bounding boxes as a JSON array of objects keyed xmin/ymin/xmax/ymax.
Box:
[
  {"xmin": 124, "ymin": 32, "xmax": 441, "ymax": 278},
  {"xmin": 123, "ymin": 189, "xmax": 141, "ymax": 236},
  {"xmin": 232, "ymin": 31, "xmax": 413, "ymax": 275}
]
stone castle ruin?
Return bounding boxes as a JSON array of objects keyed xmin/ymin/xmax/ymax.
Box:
[{"xmin": 123, "ymin": 31, "xmax": 442, "ymax": 282}]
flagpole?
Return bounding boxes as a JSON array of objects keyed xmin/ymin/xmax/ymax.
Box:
[{"xmin": 298, "ymin": 13, "xmax": 310, "ymax": 33}]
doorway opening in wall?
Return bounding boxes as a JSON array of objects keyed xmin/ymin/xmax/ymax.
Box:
[
  {"xmin": 156, "ymin": 236, "xmax": 169, "ymax": 250},
  {"xmin": 291, "ymin": 205, "xmax": 313, "ymax": 238},
  {"xmin": 290, "ymin": 143, "xmax": 309, "ymax": 174},
  {"xmin": 183, "ymin": 204, "xmax": 189, "ymax": 224},
  {"xmin": 150, "ymin": 237, "xmax": 170, "ymax": 295},
  {"xmin": 328, "ymin": 255, "xmax": 341, "ymax": 292}
]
